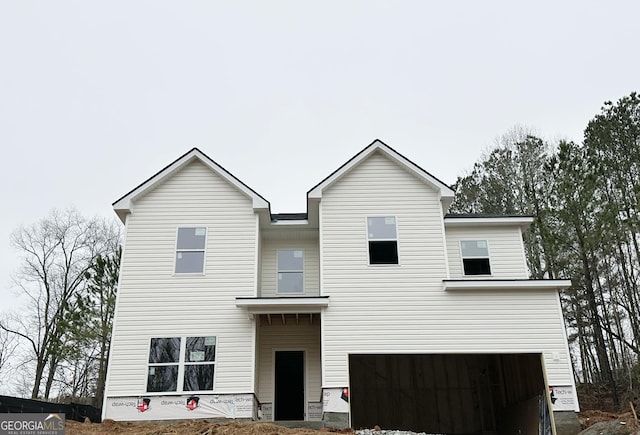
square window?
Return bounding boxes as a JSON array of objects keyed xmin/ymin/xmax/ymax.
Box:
[
  {"xmin": 175, "ymin": 227, "xmax": 206, "ymax": 273},
  {"xmin": 184, "ymin": 364, "xmax": 214, "ymax": 391},
  {"xmin": 148, "ymin": 337, "xmax": 181, "ymax": 363},
  {"xmin": 461, "ymin": 240, "xmax": 491, "ymax": 275},
  {"xmin": 186, "ymin": 336, "xmax": 216, "ymax": 362},
  {"xmin": 147, "ymin": 365, "xmax": 179, "ymax": 392},
  {"xmin": 278, "ymin": 250, "xmax": 304, "ymax": 293},
  {"xmin": 367, "ymin": 217, "xmax": 398, "ymax": 264}
]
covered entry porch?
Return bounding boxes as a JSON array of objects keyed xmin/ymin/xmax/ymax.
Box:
[{"xmin": 236, "ymin": 297, "xmax": 327, "ymax": 422}]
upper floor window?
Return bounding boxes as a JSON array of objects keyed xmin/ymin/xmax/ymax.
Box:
[
  {"xmin": 147, "ymin": 336, "xmax": 216, "ymax": 393},
  {"xmin": 175, "ymin": 227, "xmax": 206, "ymax": 273},
  {"xmin": 367, "ymin": 216, "xmax": 398, "ymax": 265},
  {"xmin": 278, "ymin": 249, "xmax": 304, "ymax": 293},
  {"xmin": 461, "ymin": 240, "xmax": 491, "ymax": 275}
]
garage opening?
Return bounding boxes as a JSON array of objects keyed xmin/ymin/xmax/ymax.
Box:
[{"xmin": 349, "ymin": 354, "xmax": 552, "ymax": 434}]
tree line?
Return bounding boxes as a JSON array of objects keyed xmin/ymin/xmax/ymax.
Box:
[
  {"xmin": 452, "ymin": 92, "xmax": 640, "ymax": 408},
  {"xmin": 0, "ymin": 208, "xmax": 121, "ymax": 407}
]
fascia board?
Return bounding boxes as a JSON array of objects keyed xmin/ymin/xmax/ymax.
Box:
[
  {"xmin": 444, "ymin": 217, "xmax": 535, "ymax": 228},
  {"xmin": 443, "ymin": 279, "xmax": 572, "ymax": 291}
]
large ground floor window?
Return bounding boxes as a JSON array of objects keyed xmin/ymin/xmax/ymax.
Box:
[{"xmin": 147, "ymin": 336, "xmax": 216, "ymax": 393}]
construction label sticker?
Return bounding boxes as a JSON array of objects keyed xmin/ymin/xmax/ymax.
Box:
[
  {"xmin": 105, "ymin": 394, "xmax": 256, "ymax": 421},
  {"xmin": 549, "ymin": 386, "xmax": 577, "ymax": 411},
  {"xmin": 323, "ymin": 388, "xmax": 349, "ymax": 414},
  {"xmin": 0, "ymin": 413, "xmax": 65, "ymax": 435}
]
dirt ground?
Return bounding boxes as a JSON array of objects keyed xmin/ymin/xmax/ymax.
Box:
[
  {"xmin": 66, "ymin": 412, "xmax": 640, "ymax": 434},
  {"xmin": 66, "ymin": 420, "xmax": 353, "ymax": 435}
]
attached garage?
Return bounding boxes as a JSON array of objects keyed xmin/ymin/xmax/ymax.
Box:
[{"xmin": 349, "ymin": 354, "xmax": 553, "ymax": 434}]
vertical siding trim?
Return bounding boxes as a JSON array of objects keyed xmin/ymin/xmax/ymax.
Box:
[
  {"xmin": 555, "ymin": 292, "xmax": 580, "ymax": 411},
  {"xmin": 519, "ymin": 227, "xmax": 529, "ymax": 277},
  {"xmin": 254, "ymin": 215, "xmax": 259, "ymax": 297},
  {"xmin": 102, "ymin": 214, "xmax": 130, "ymax": 420},
  {"xmin": 250, "ymin": 319, "xmax": 256, "ymax": 394},
  {"xmin": 438, "ymin": 205, "xmax": 450, "ymax": 279},
  {"xmin": 319, "ymin": 203, "xmax": 326, "ymax": 388}
]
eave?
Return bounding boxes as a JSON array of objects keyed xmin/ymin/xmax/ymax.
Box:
[
  {"xmin": 444, "ymin": 215, "xmax": 534, "ymax": 230},
  {"xmin": 443, "ymin": 279, "xmax": 572, "ymax": 291}
]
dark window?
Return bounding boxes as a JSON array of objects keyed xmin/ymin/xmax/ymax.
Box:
[
  {"xmin": 460, "ymin": 240, "xmax": 491, "ymax": 275},
  {"xmin": 463, "ymin": 258, "xmax": 491, "ymax": 275},
  {"xmin": 147, "ymin": 365, "xmax": 179, "ymax": 392},
  {"xmin": 146, "ymin": 336, "xmax": 216, "ymax": 393},
  {"xmin": 367, "ymin": 217, "xmax": 398, "ymax": 265},
  {"xmin": 147, "ymin": 337, "xmax": 181, "ymax": 392},
  {"xmin": 369, "ymin": 241, "xmax": 399, "ymax": 264}
]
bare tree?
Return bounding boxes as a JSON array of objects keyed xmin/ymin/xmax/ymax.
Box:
[
  {"xmin": 0, "ymin": 208, "xmax": 120, "ymax": 399},
  {"xmin": 0, "ymin": 319, "xmax": 18, "ymax": 389}
]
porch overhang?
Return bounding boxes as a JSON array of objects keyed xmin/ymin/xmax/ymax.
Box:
[
  {"xmin": 235, "ymin": 296, "xmax": 329, "ymax": 318},
  {"xmin": 443, "ymin": 279, "xmax": 572, "ymax": 291}
]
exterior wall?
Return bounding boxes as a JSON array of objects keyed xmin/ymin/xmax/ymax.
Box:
[
  {"xmin": 260, "ymin": 238, "xmax": 320, "ymax": 297},
  {"xmin": 445, "ymin": 225, "xmax": 528, "ymax": 279},
  {"xmin": 319, "ymin": 151, "xmax": 574, "ymax": 392},
  {"xmin": 256, "ymin": 316, "xmax": 322, "ymax": 409},
  {"xmin": 105, "ymin": 160, "xmax": 257, "ymax": 406}
]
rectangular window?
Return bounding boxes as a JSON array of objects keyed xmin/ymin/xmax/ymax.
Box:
[
  {"xmin": 147, "ymin": 337, "xmax": 180, "ymax": 392},
  {"xmin": 461, "ymin": 240, "xmax": 491, "ymax": 275},
  {"xmin": 175, "ymin": 227, "xmax": 206, "ymax": 273},
  {"xmin": 147, "ymin": 336, "xmax": 216, "ymax": 393},
  {"xmin": 277, "ymin": 249, "xmax": 304, "ymax": 293},
  {"xmin": 367, "ymin": 216, "xmax": 398, "ymax": 264}
]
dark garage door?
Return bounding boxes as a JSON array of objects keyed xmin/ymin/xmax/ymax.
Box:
[{"xmin": 349, "ymin": 354, "xmax": 549, "ymax": 434}]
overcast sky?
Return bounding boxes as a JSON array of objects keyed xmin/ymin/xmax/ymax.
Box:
[{"xmin": 0, "ymin": 1, "xmax": 638, "ymax": 311}]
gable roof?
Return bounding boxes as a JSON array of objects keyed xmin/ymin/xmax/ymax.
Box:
[
  {"xmin": 112, "ymin": 148, "xmax": 270, "ymax": 222},
  {"xmin": 307, "ymin": 139, "xmax": 455, "ymax": 206}
]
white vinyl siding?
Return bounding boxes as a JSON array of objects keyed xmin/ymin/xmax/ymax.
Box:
[
  {"xmin": 107, "ymin": 160, "xmax": 257, "ymax": 396},
  {"xmin": 319, "ymin": 151, "xmax": 574, "ymax": 390},
  {"xmin": 445, "ymin": 226, "xmax": 528, "ymax": 279},
  {"xmin": 256, "ymin": 317, "xmax": 322, "ymax": 405},
  {"xmin": 260, "ymin": 239, "xmax": 319, "ymax": 297}
]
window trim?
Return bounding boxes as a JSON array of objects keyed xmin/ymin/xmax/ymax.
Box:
[
  {"xmin": 276, "ymin": 249, "xmax": 305, "ymax": 294},
  {"xmin": 460, "ymin": 239, "xmax": 492, "ymax": 276},
  {"xmin": 146, "ymin": 336, "xmax": 217, "ymax": 394},
  {"xmin": 174, "ymin": 226, "xmax": 207, "ymax": 275},
  {"xmin": 366, "ymin": 216, "xmax": 400, "ymax": 266}
]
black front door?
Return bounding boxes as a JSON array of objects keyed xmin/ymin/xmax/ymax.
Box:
[{"xmin": 274, "ymin": 351, "xmax": 305, "ymax": 420}]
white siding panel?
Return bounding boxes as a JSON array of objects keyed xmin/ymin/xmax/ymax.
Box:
[
  {"xmin": 256, "ymin": 317, "xmax": 322, "ymax": 405},
  {"xmin": 260, "ymin": 239, "xmax": 320, "ymax": 297},
  {"xmin": 107, "ymin": 161, "xmax": 257, "ymax": 396},
  {"xmin": 320, "ymin": 152, "xmax": 573, "ymax": 390},
  {"xmin": 445, "ymin": 226, "xmax": 528, "ymax": 279}
]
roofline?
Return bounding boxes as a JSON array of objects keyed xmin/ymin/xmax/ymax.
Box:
[
  {"xmin": 112, "ymin": 148, "xmax": 271, "ymax": 222},
  {"xmin": 306, "ymin": 139, "xmax": 455, "ymax": 202}
]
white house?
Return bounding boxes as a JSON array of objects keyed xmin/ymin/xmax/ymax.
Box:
[{"xmin": 103, "ymin": 140, "xmax": 579, "ymax": 434}]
